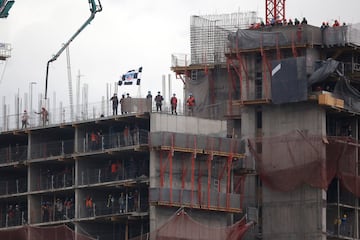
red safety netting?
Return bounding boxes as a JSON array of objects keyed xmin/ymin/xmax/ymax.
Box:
[
  {"xmin": 130, "ymin": 210, "xmax": 254, "ymax": 240},
  {"xmin": 248, "ymin": 130, "xmax": 360, "ymax": 196},
  {"xmin": 0, "ymin": 224, "xmax": 96, "ymax": 240}
]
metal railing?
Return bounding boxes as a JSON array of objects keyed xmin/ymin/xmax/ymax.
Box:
[
  {"xmin": 0, "ymin": 178, "xmax": 27, "ymax": 195},
  {"xmin": 150, "ymin": 131, "xmax": 245, "ymax": 155},
  {"xmin": 0, "ymin": 211, "xmax": 26, "ymax": 228},
  {"xmin": 79, "ymin": 165, "xmax": 148, "ymax": 186},
  {"xmin": 1, "ymin": 99, "xmax": 186, "ymax": 133},
  {"xmin": 30, "ymin": 139, "xmax": 74, "ymax": 159},
  {"xmin": 81, "ymin": 129, "xmax": 149, "ymax": 153},
  {"xmin": 0, "ymin": 144, "xmax": 28, "ymax": 164},
  {"xmin": 36, "ymin": 171, "xmax": 73, "ymax": 191},
  {"xmin": 40, "ymin": 202, "xmax": 75, "ymax": 223},
  {"xmin": 149, "ymin": 187, "xmax": 242, "ymax": 211},
  {"xmin": 78, "ymin": 193, "xmax": 148, "ymax": 219}
]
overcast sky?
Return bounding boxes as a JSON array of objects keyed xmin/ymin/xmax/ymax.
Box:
[{"xmin": 1, "ymin": 0, "xmax": 360, "ymax": 112}]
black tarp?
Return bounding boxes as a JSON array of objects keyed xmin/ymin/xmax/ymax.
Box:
[
  {"xmin": 308, "ymin": 59, "xmax": 339, "ymax": 85},
  {"xmin": 271, "ymin": 57, "xmax": 308, "ymax": 104},
  {"xmin": 308, "ymin": 58, "xmax": 360, "ymax": 112},
  {"xmin": 228, "ymin": 29, "xmax": 288, "ymax": 50},
  {"xmin": 333, "ymin": 77, "xmax": 360, "ymax": 112}
]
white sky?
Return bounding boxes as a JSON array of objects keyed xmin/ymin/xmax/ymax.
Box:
[{"xmin": 1, "ymin": 0, "xmax": 360, "ymax": 112}]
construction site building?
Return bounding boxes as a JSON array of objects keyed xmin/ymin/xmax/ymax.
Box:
[
  {"xmin": 0, "ymin": 108, "xmax": 251, "ymax": 240},
  {"xmin": 1, "ymin": 11, "xmax": 360, "ymax": 240},
  {"xmin": 171, "ymin": 14, "xmax": 360, "ymax": 239}
]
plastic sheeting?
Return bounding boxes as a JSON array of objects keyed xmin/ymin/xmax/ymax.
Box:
[
  {"xmin": 228, "ymin": 29, "xmax": 288, "ymax": 50},
  {"xmin": 308, "ymin": 58, "xmax": 360, "ymax": 112},
  {"xmin": 227, "ymin": 25, "xmax": 323, "ymax": 50},
  {"xmin": 271, "ymin": 57, "xmax": 308, "ymax": 104},
  {"xmin": 130, "ymin": 210, "xmax": 254, "ymax": 240},
  {"xmin": 248, "ymin": 130, "xmax": 360, "ymax": 197},
  {"xmin": 308, "ymin": 59, "xmax": 339, "ymax": 85},
  {"xmin": 333, "ymin": 77, "xmax": 360, "ymax": 112}
]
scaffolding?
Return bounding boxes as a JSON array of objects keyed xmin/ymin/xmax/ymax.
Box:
[
  {"xmin": 190, "ymin": 12, "xmax": 259, "ymax": 65},
  {"xmin": 0, "ymin": 43, "xmax": 11, "ymax": 61}
]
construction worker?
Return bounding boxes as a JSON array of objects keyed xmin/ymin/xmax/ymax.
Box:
[
  {"xmin": 146, "ymin": 91, "xmax": 152, "ymax": 112},
  {"xmin": 90, "ymin": 131, "xmax": 97, "ymax": 150},
  {"xmin": 110, "ymin": 93, "xmax": 119, "ymax": 115},
  {"xmin": 154, "ymin": 91, "xmax": 164, "ymax": 112},
  {"xmin": 85, "ymin": 196, "xmax": 93, "ymax": 217},
  {"xmin": 110, "ymin": 161, "xmax": 118, "ymax": 180},
  {"xmin": 21, "ymin": 110, "xmax": 29, "ymax": 129},
  {"xmin": 119, "ymin": 192, "xmax": 126, "ymax": 213},
  {"xmin": 170, "ymin": 93, "xmax": 178, "ymax": 115},
  {"xmin": 186, "ymin": 93, "xmax": 195, "ymax": 116},
  {"xmin": 119, "ymin": 94, "xmax": 125, "ymax": 114},
  {"xmin": 35, "ymin": 107, "xmax": 49, "ymax": 126}
]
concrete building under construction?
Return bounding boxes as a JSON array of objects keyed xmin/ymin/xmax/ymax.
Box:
[{"xmin": 1, "ymin": 10, "xmax": 360, "ymax": 240}]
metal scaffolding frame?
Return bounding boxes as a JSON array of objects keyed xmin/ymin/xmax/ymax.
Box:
[{"xmin": 190, "ymin": 12, "xmax": 259, "ymax": 65}]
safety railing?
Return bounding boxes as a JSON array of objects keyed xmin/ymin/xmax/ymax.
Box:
[
  {"xmin": 81, "ymin": 129, "xmax": 149, "ymax": 153},
  {"xmin": 36, "ymin": 171, "xmax": 73, "ymax": 191},
  {"xmin": 0, "ymin": 144, "xmax": 28, "ymax": 164},
  {"xmin": 30, "ymin": 139, "xmax": 74, "ymax": 160},
  {"xmin": 79, "ymin": 164, "xmax": 148, "ymax": 186},
  {"xmin": 1, "ymin": 99, "xmax": 186, "ymax": 133},
  {"xmin": 40, "ymin": 201, "xmax": 75, "ymax": 223},
  {"xmin": 150, "ymin": 131, "xmax": 245, "ymax": 155},
  {"xmin": 0, "ymin": 178, "xmax": 27, "ymax": 195},
  {"xmin": 13, "ymin": 129, "xmax": 149, "ymax": 161},
  {"xmin": 78, "ymin": 193, "xmax": 148, "ymax": 219},
  {"xmin": 79, "ymin": 168, "xmax": 112, "ymax": 185},
  {"xmin": 149, "ymin": 187, "xmax": 241, "ymax": 211},
  {"xmin": 0, "ymin": 211, "xmax": 26, "ymax": 228},
  {"xmin": 171, "ymin": 53, "xmax": 190, "ymax": 67}
]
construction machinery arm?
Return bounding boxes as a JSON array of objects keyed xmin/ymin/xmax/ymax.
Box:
[{"xmin": 45, "ymin": 0, "xmax": 102, "ymax": 99}]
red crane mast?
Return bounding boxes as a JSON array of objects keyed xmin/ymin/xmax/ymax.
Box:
[{"xmin": 265, "ymin": 0, "xmax": 286, "ymax": 25}]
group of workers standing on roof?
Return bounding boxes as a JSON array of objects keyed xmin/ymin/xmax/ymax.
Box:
[
  {"xmin": 109, "ymin": 91, "xmax": 196, "ymax": 116},
  {"xmin": 249, "ymin": 16, "xmax": 308, "ymax": 29},
  {"xmin": 110, "ymin": 92, "xmax": 131, "ymax": 115},
  {"xmin": 20, "ymin": 90, "xmax": 196, "ymax": 130},
  {"xmin": 321, "ymin": 19, "xmax": 346, "ymax": 29},
  {"xmin": 249, "ymin": 16, "xmax": 347, "ymax": 30}
]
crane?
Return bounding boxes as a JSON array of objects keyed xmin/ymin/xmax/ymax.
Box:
[
  {"xmin": 0, "ymin": 0, "xmax": 14, "ymax": 18},
  {"xmin": 265, "ymin": 0, "xmax": 286, "ymax": 25},
  {"xmin": 44, "ymin": 0, "xmax": 102, "ymax": 99}
]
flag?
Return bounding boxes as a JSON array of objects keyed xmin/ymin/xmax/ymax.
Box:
[{"xmin": 118, "ymin": 67, "xmax": 142, "ymax": 86}]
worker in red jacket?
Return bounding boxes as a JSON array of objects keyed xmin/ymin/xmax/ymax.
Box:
[
  {"xmin": 170, "ymin": 93, "xmax": 178, "ymax": 115},
  {"xmin": 186, "ymin": 93, "xmax": 195, "ymax": 116}
]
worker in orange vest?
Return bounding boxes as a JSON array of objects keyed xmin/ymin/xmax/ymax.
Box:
[
  {"xmin": 186, "ymin": 93, "xmax": 195, "ymax": 116},
  {"xmin": 90, "ymin": 131, "xmax": 97, "ymax": 150},
  {"xmin": 85, "ymin": 196, "xmax": 93, "ymax": 217}
]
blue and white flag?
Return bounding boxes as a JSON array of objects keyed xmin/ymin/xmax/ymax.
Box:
[{"xmin": 118, "ymin": 67, "xmax": 142, "ymax": 86}]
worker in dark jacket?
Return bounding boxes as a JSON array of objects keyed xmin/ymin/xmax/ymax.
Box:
[
  {"xmin": 154, "ymin": 91, "xmax": 164, "ymax": 112},
  {"xmin": 110, "ymin": 93, "xmax": 119, "ymax": 115}
]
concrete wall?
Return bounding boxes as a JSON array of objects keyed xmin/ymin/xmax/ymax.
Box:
[
  {"xmin": 150, "ymin": 113, "xmax": 227, "ymax": 136},
  {"xmin": 260, "ymin": 103, "xmax": 326, "ymax": 240}
]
